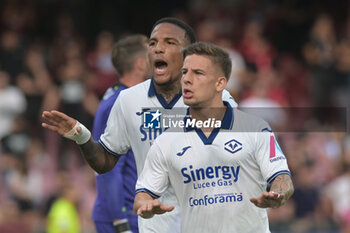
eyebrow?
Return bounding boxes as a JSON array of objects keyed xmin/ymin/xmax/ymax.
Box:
[
  {"xmin": 149, "ymin": 37, "xmax": 179, "ymax": 42},
  {"xmin": 184, "ymin": 68, "xmax": 205, "ymax": 74},
  {"xmin": 192, "ymin": 68, "xmax": 205, "ymax": 72}
]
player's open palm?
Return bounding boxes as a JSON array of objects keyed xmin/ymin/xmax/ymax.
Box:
[
  {"xmin": 137, "ymin": 199, "xmax": 174, "ymax": 219},
  {"xmin": 42, "ymin": 110, "xmax": 77, "ymax": 136},
  {"xmin": 250, "ymin": 191, "xmax": 285, "ymax": 208}
]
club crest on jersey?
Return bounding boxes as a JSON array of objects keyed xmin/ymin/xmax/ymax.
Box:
[
  {"xmin": 143, "ymin": 110, "xmax": 161, "ymax": 129},
  {"xmin": 224, "ymin": 139, "xmax": 242, "ymax": 154}
]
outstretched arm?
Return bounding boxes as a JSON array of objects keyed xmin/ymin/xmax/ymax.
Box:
[
  {"xmin": 250, "ymin": 174, "xmax": 294, "ymax": 208},
  {"xmin": 42, "ymin": 110, "xmax": 118, "ymax": 173},
  {"xmin": 133, "ymin": 192, "xmax": 174, "ymax": 219}
]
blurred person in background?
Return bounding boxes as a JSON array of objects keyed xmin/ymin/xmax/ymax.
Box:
[
  {"xmin": 333, "ymin": 37, "xmax": 350, "ymax": 107},
  {"xmin": 290, "ymin": 161, "xmax": 322, "ymax": 232},
  {"xmin": 55, "ymin": 55, "xmax": 99, "ymax": 169},
  {"xmin": 86, "ymin": 31, "xmax": 118, "ymax": 98},
  {"xmin": 322, "ymin": 136, "xmax": 350, "ymax": 233},
  {"xmin": 46, "ymin": 172, "xmax": 81, "ymax": 233},
  {"xmin": 1, "ymin": 117, "xmax": 52, "ymax": 233},
  {"xmin": 239, "ymin": 70, "xmax": 287, "ymax": 131},
  {"xmin": 215, "ymin": 37, "xmax": 246, "ymax": 102},
  {"xmin": 194, "ymin": 19, "xmax": 246, "ymax": 101},
  {"xmin": 237, "ymin": 14, "xmax": 277, "ymax": 72},
  {"xmin": 0, "ymin": 30, "xmax": 25, "ymax": 81},
  {"xmin": 49, "ymin": 13, "xmax": 84, "ymax": 74},
  {"xmin": 0, "ymin": 0, "xmax": 36, "ymax": 34},
  {"xmin": 275, "ymin": 56, "xmax": 310, "ymax": 107},
  {"xmin": 302, "ymin": 14, "xmax": 337, "ymax": 107},
  {"xmin": 16, "ymin": 45, "xmax": 60, "ymax": 132},
  {"xmin": 0, "ymin": 70, "xmax": 26, "ymax": 139},
  {"xmin": 0, "ymin": 199, "xmax": 31, "ymax": 233},
  {"xmin": 332, "ymin": 17, "xmax": 350, "ymax": 116},
  {"xmin": 92, "ymin": 34, "xmax": 150, "ymax": 233}
]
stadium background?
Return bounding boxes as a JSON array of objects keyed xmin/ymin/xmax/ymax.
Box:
[{"xmin": 0, "ymin": 0, "xmax": 350, "ymax": 232}]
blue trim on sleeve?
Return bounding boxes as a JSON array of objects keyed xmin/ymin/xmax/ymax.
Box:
[
  {"xmin": 98, "ymin": 139, "xmax": 120, "ymax": 157},
  {"xmin": 267, "ymin": 170, "xmax": 291, "ymax": 184},
  {"xmin": 135, "ymin": 188, "xmax": 160, "ymax": 199}
]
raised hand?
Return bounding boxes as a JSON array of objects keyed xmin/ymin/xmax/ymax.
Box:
[
  {"xmin": 136, "ymin": 198, "xmax": 174, "ymax": 219},
  {"xmin": 42, "ymin": 110, "xmax": 78, "ymax": 136},
  {"xmin": 250, "ymin": 191, "xmax": 285, "ymax": 208}
]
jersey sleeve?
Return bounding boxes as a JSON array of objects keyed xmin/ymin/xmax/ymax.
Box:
[
  {"xmin": 222, "ymin": 89, "xmax": 238, "ymax": 108},
  {"xmin": 254, "ymin": 123, "xmax": 291, "ymax": 184},
  {"xmin": 99, "ymin": 92, "xmax": 130, "ymax": 156},
  {"xmin": 135, "ymin": 141, "xmax": 169, "ymax": 198}
]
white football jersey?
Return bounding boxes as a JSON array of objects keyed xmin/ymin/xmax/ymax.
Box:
[
  {"xmin": 136, "ymin": 104, "xmax": 290, "ymax": 233},
  {"xmin": 99, "ymin": 79, "xmax": 238, "ymax": 233}
]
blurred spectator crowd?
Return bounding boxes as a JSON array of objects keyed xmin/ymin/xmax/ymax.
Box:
[{"xmin": 0, "ymin": 0, "xmax": 350, "ymax": 232}]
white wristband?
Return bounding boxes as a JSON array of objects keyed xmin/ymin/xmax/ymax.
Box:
[{"xmin": 64, "ymin": 121, "xmax": 91, "ymax": 145}]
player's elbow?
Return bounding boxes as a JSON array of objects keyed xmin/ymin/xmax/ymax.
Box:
[
  {"xmin": 95, "ymin": 168, "xmax": 111, "ymax": 174},
  {"xmin": 91, "ymin": 164, "xmax": 115, "ymax": 175}
]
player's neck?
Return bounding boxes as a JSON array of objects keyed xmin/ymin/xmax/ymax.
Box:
[
  {"xmin": 119, "ymin": 74, "xmax": 145, "ymax": 88},
  {"xmin": 153, "ymin": 80, "xmax": 181, "ymax": 103},
  {"xmin": 189, "ymin": 104, "xmax": 226, "ymax": 122},
  {"xmin": 189, "ymin": 100, "xmax": 226, "ymax": 137}
]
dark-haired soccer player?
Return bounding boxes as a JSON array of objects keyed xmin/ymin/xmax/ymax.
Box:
[{"xmin": 42, "ymin": 18, "xmax": 237, "ymax": 233}]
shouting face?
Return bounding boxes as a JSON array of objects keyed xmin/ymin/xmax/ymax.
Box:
[{"xmin": 148, "ymin": 23, "xmax": 189, "ymax": 87}]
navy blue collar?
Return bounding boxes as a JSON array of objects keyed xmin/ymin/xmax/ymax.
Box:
[
  {"xmin": 148, "ymin": 78, "xmax": 182, "ymax": 109},
  {"xmin": 184, "ymin": 101, "xmax": 234, "ymax": 145},
  {"xmin": 184, "ymin": 101, "xmax": 234, "ymax": 131},
  {"xmin": 147, "ymin": 78, "xmax": 157, "ymax": 96}
]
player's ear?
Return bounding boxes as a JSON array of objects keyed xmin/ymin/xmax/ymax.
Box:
[{"xmin": 216, "ymin": 76, "xmax": 227, "ymax": 92}]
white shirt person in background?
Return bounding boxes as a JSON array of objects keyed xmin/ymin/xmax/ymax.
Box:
[{"xmin": 0, "ymin": 70, "xmax": 26, "ymax": 139}]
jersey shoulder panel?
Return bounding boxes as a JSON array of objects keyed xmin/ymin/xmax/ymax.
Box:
[
  {"xmin": 153, "ymin": 131, "xmax": 180, "ymax": 150},
  {"xmin": 232, "ymin": 108, "xmax": 270, "ymax": 133},
  {"xmin": 118, "ymin": 79, "xmax": 151, "ymax": 100}
]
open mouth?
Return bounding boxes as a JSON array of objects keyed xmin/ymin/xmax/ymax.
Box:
[
  {"xmin": 154, "ymin": 60, "xmax": 168, "ymax": 74},
  {"xmin": 183, "ymin": 88, "xmax": 193, "ymax": 98}
]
